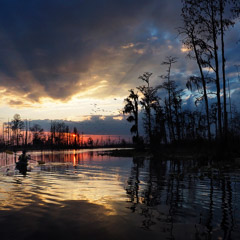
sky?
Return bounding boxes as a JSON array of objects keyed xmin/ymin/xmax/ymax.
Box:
[{"xmin": 0, "ymin": 0, "xmax": 239, "ymax": 135}]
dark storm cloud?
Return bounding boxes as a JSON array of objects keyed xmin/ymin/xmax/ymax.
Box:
[
  {"xmin": 29, "ymin": 115, "xmax": 133, "ymax": 135},
  {"xmin": 0, "ymin": 0, "xmax": 239, "ymax": 106},
  {"xmin": 0, "ymin": 0, "xmax": 182, "ymax": 102}
]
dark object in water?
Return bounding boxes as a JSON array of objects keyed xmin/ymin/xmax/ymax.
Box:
[{"xmin": 16, "ymin": 161, "xmax": 28, "ymax": 175}]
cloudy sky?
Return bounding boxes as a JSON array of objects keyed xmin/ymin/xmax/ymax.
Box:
[{"xmin": 0, "ymin": 0, "xmax": 239, "ymax": 134}]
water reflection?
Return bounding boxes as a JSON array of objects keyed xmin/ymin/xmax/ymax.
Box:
[
  {"xmin": 0, "ymin": 149, "xmax": 133, "ymax": 215},
  {"xmin": 126, "ymin": 157, "xmax": 240, "ymax": 239},
  {"xmin": 0, "ymin": 150, "xmax": 240, "ymax": 239}
]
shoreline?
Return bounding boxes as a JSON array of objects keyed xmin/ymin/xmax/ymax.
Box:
[
  {"xmin": 0, "ymin": 144, "xmax": 133, "ymax": 153},
  {"xmin": 1, "ymin": 142, "xmax": 240, "ymax": 168},
  {"xmin": 97, "ymin": 147, "xmax": 240, "ymax": 169}
]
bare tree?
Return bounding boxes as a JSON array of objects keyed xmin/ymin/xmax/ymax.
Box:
[
  {"xmin": 137, "ymin": 72, "xmax": 158, "ymax": 145},
  {"xmin": 180, "ymin": 6, "xmax": 212, "ymax": 140},
  {"xmin": 159, "ymin": 57, "xmax": 178, "ymax": 142}
]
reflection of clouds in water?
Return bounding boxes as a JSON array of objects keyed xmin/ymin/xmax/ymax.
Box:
[
  {"xmin": 0, "ymin": 199, "xmax": 164, "ymax": 240},
  {"xmin": 0, "ymin": 149, "xmax": 132, "ymax": 215},
  {"xmin": 1, "ymin": 150, "xmax": 240, "ymax": 239}
]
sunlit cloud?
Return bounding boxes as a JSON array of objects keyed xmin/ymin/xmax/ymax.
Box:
[
  {"xmin": 181, "ymin": 46, "xmax": 190, "ymax": 53},
  {"xmin": 113, "ymin": 116, "xmax": 124, "ymax": 120},
  {"xmin": 0, "ymin": 0, "xmax": 239, "ymax": 124},
  {"xmin": 121, "ymin": 43, "xmax": 135, "ymax": 49},
  {"xmin": 202, "ymin": 67, "xmax": 214, "ymax": 73},
  {"xmin": 133, "ymin": 48, "xmax": 145, "ymax": 55}
]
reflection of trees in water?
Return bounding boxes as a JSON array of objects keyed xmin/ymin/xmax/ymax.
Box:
[
  {"xmin": 220, "ymin": 178, "xmax": 234, "ymax": 239},
  {"xmin": 126, "ymin": 157, "xmax": 238, "ymax": 239},
  {"xmin": 126, "ymin": 157, "xmax": 168, "ymax": 230},
  {"xmin": 126, "ymin": 157, "xmax": 143, "ymax": 212},
  {"xmin": 205, "ymin": 177, "xmax": 213, "ymax": 239},
  {"xmin": 34, "ymin": 150, "xmax": 106, "ymax": 164},
  {"xmin": 200, "ymin": 175, "xmax": 235, "ymax": 239},
  {"xmin": 32, "ymin": 150, "xmax": 110, "ymax": 174}
]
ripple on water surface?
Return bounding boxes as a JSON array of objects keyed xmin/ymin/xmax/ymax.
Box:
[{"xmin": 0, "ymin": 149, "xmax": 240, "ymax": 240}]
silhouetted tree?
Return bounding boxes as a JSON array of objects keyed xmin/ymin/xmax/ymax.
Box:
[
  {"xmin": 73, "ymin": 127, "xmax": 78, "ymax": 146},
  {"xmin": 87, "ymin": 137, "xmax": 93, "ymax": 147},
  {"xmin": 219, "ymin": 0, "xmax": 240, "ymax": 139},
  {"xmin": 50, "ymin": 121, "xmax": 56, "ymax": 146},
  {"xmin": 65, "ymin": 125, "xmax": 69, "ymax": 146},
  {"xmin": 186, "ymin": 76, "xmax": 215, "ymax": 140},
  {"xmin": 210, "ymin": 103, "xmax": 218, "ymax": 137},
  {"xmin": 152, "ymin": 98, "xmax": 167, "ymax": 145},
  {"xmin": 123, "ymin": 89, "xmax": 140, "ymax": 143},
  {"xmin": 181, "ymin": 0, "xmax": 223, "ymax": 138},
  {"xmin": 30, "ymin": 124, "xmax": 44, "ymax": 145},
  {"xmin": 180, "ymin": 7, "xmax": 212, "ymax": 140},
  {"xmin": 137, "ymin": 72, "xmax": 158, "ymax": 145},
  {"xmin": 24, "ymin": 119, "xmax": 29, "ymax": 145},
  {"xmin": 55, "ymin": 122, "xmax": 66, "ymax": 145},
  {"xmin": 159, "ymin": 57, "xmax": 178, "ymax": 142},
  {"xmin": 11, "ymin": 114, "xmax": 24, "ymax": 146},
  {"xmin": 172, "ymin": 87, "xmax": 183, "ymax": 141}
]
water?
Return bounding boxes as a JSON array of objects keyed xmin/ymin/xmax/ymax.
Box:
[{"xmin": 0, "ymin": 149, "xmax": 240, "ymax": 240}]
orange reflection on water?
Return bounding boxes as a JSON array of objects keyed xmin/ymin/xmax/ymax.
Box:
[
  {"xmin": 0, "ymin": 149, "xmax": 118, "ymax": 168},
  {"xmin": 0, "ymin": 149, "xmax": 131, "ymax": 215},
  {"xmin": 29, "ymin": 149, "xmax": 116, "ymax": 165},
  {"xmin": 73, "ymin": 149, "xmax": 76, "ymax": 166}
]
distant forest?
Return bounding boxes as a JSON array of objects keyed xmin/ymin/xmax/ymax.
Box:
[
  {"xmin": 0, "ymin": 115, "xmax": 129, "ymax": 149},
  {"xmin": 123, "ymin": 0, "xmax": 240, "ymax": 150}
]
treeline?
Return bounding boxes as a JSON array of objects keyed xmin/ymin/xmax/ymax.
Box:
[
  {"xmin": 123, "ymin": 0, "xmax": 240, "ymax": 149},
  {"xmin": 0, "ymin": 114, "xmax": 128, "ymax": 149}
]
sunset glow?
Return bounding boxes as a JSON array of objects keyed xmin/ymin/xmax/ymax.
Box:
[
  {"xmin": 0, "ymin": 1, "xmax": 240, "ymax": 240},
  {"xmin": 0, "ymin": 0, "xmax": 238, "ymax": 138}
]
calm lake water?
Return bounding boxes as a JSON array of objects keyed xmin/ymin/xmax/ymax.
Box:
[{"xmin": 0, "ymin": 149, "xmax": 240, "ymax": 240}]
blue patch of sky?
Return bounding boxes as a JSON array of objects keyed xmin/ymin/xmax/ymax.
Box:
[
  {"xmin": 149, "ymin": 27, "xmax": 158, "ymax": 36},
  {"xmin": 182, "ymin": 89, "xmax": 192, "ymax": 99},
  {"xmin": 162, "ymin": 32, "xmax": 170, "ymax": 40}
]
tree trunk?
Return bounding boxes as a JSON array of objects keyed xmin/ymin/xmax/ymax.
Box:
[
  {"xmin": 167, "ymin": 62, "xmax": 175, "ymax": 142},
  {"xmin": 211, "ymin": 1, "xmax": 222, "ymax": 139},
  {"xmin": 192, "ymin": 35, "xmax": 211, "ymax": 141},
  {"xmin": 220, "ymin": 0, "xmax": 228, "ymax": 139}
]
